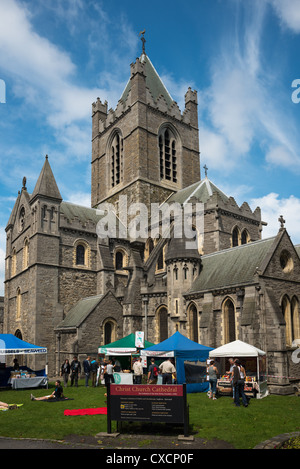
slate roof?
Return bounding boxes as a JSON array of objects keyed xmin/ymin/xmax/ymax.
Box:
[
  {"xmin": 187, "ymin": 236, "xmax": 277, "ymax": 294},
  {"xmin": 120, "ymin": 53, "xmax": 174, "ymax": 108},
  {"xmin": 166, "ymin": 177, "xmax": 229, "ymax": 205},
  {"xmin": 56, "ymin": 295, "xmax": 104, "ymax": 329},
  {"xmin": 60, "ymin": 201, "xmax": 102, "ymax": 225}
]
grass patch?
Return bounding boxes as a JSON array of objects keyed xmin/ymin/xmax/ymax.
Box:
[{"xmin": 1, "ymin": 380, "xmax": 300, "ymax": 449}]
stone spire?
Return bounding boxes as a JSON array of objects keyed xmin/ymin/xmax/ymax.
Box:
[{"xmin": 30, "ymin": 155, "xmax": 62, "ymax": 203}]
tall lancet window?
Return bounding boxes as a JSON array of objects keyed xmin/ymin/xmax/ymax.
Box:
[
  {"xmin": 111, "ymin": 132, "xmax": 123, "ymax": 187},
  {"xmin": 159, "ymin": 128, "xmax": 177, "ymax": 183}
]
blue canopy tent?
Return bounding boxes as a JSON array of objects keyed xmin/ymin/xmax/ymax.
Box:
[
  {"xmin": 0, "ymin": 334, "xmax": 47, "ymax": 356},
  {"xmin": 0, "ymin": 334, "xmax": 47, "ymax": 387},
  {"xmin": 141, "ymin": 332, "xmax": 213, "ymax": 393}
]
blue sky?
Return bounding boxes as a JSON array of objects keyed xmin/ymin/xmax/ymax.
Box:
[{"xmin": 1, "ymin": 0, "xmax": 300, "ymax": 295}]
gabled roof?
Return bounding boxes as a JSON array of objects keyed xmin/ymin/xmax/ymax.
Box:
[
  {"xmin": 165, "ymin": 177, "xmax": 229, "ymax": 205},
  {"xmin": 56, "ymin": 295, "xmax": 105, "ymax": 329},
  {"xmin": 187, "ymin": 236, "xmax": 277, "ymax": 294},
  {"xmin": 30, "ymin": 156, "xmax": 62, "ymax": 203},
  {"xmin": 120, "ymin": 53, "xmax": 174, "ymax": 108}
]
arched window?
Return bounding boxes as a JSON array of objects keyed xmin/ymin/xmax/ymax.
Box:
[
  {"xmin": 23, "ymin": 239, "xmax": 29, "ymax": 269},
  {"xmin": 76, "ymin": 245, "xmax": 85, "ymax": 265},
  {"xmin": 15, "ymin": 329, "xmax": 22, "ymax": 340},
  {"xmin": 188, "ymin": 303, "xmax": 198, "ymax": 343},
  {"xmin": 159, "ymin": 128, "xmax": 177, "ymax": 183},
  {"xmin": 282, "ymin": 295, "xmax": 293, "ymax": 346},
  {"xmin": 16, "ymin": 288, "xmax": 21, "ymax": 320},
  {"xmin": 74, "ymin": 240, "xmax": 90, "ymax": 268},
  {"xmin": 114, "ymin": 248, "xmax": 128, "ymax": 272},
  {"xmin": 11, "ymin": 248, "xmax": 17, "ymax": 276},
  {"xmin": 116, "ymin": 251, "xmax": 123, "ymax": 270},
  {"xmin": 241, "ymin": 229, "xmax": 250, "ymax": 245},
  {"xmin": 291, "ymin": 296, "xmax": 300, "ymax": 343},
  {"xmin": 157, "ymin": 306, "xmax": 168, "ymax": 342},
  {"xmin": 103, "ymin": 319, "xmax": 117, "ymax": 344},
  {"xmin": 156, "ymin": 250, "xmax": 164, "ymax": 271},
  {"xmin": 111, "ymin": 132, "xmax": 123, "ymax": 187},
  {"xmin": 232, "ymin": 227, "xmax": 240, "ymax": 247},
  {"xmin": 223, "ymin": 298, "xmax": 236, "ymax": 343}
]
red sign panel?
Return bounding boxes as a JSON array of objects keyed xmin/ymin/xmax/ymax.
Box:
[{"xmin": 110, "ymin": 384, "xmax": 183, "ymax": 397}]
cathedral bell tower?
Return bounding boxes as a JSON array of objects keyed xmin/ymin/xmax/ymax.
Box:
[{"xmin": 91, "ymin": 33, "xmax": 200, "ymax": 215}]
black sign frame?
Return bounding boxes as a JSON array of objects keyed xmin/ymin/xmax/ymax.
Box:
[{"xmin": 106, "ymin": 383, "xmax": 189, "ymax": 437}]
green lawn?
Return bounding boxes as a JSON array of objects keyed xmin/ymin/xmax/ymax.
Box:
[{"xmin": 1, "ymin": 380, "xmax": 299, "ymax": 449}]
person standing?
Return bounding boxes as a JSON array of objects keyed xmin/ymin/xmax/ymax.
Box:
[
  {"xmin": 228, "ymin": 358, "xmax": 235, "ymax": 400},
  {"xmin": 208, "ymin": 360, "xmax": 218, "ymax": 400},
  {"xmin": 90, "ymin": 358, "xmax": 99, "ymax": 387},
  {"xmin": 132, "ymin": 357, "xmax": 143, "ymax": 384},
  {"xmin": 61, "ymin": 359, "xmax": 71, "ymax": 387},
  {"xmin": 159, "ymin": 358, "xmax": 176, "ymax": 385},
  {"xmin": 104, "ymin": 360, "xmax": 115, "ymax": 387},
  {"xmin": 147, "ymin": 358, "xmax": 158, "ymax": 384},
  {"xmin": 83, "ymin": 356, "xmax": 91, "ymax": 387},
  {"xmin": 70, "ymin": 356, "xmax": 81, "ymax": 387},
  {"xmin": 233, "ymin": 359, "xmax": 248, "ymax": 407}
]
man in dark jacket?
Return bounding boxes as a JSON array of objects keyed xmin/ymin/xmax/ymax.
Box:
[
  {"xmin": 70, "ymin": 356, "xmax": 81, "ymax": 387},
  {"xmin": 83, "ymin": 356, "xmax": 91, "ymax": 387}
]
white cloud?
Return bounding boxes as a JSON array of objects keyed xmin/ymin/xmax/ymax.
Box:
[
  {"xmin": 0, "ymin": 0, "xmax": 132, "ymax": 158},
  {"xmin": 265, "ymin": 146, "xmax": 296, "ymax": 168},
  {"xmin": 200, "ymin": 0, "xmax": 300, "ymax": 172},
  {"xmin": 251, "ymin": 192, "xmax": 300, "ymax": 244},
  {"xmin": 269, "ymin": 0, "xmax": 300, "ymax": 33},
  {"xmin": 65, "ymin": 191, "xmax": 91, "ymax": 208}
]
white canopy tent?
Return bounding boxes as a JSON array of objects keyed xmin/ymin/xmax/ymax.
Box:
[
  {"xmin": 209, "ymin": 340, "xmax": 268, "ymax": 398},
  {"xmin": 209, "ymin": 340, "xmax": 266, "ymax": 358}
]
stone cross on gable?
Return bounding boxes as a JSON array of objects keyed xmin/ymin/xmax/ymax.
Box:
[
  {"xmin": 203, "ymin": 164, "xmax": 208, "ymax": 177},
  {"xmin": 278, "ymin": 214, "xmax": 286, "ymax": 230},
  {"xmin": 139, "ymin": 29, "xmax": 146, "ymax": 54}
]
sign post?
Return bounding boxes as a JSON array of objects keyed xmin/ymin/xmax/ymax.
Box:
[{"xmin": 107, "ymin": 383, "xmax": 189, "ymax": 436}]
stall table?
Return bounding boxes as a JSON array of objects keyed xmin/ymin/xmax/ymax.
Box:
[
  {"xmin": 8, "ymin": 373, "xmax": 48, "ymax": 390},
  {"xmin": 217, "ymin": 375, "xmax": 259, "ymax": 398}
]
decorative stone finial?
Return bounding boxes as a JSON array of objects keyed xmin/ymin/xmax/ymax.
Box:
[{"xmin": 139, "ymin": 29, "xmax": 146, "ymax": 54}]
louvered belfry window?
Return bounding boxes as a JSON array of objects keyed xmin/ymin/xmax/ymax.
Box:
[
  {"xmin": 159, "ymin": 128, "xmax": 177, "ymax": 183},
  {"xmin": 111, "ymin": 133, "xmax": 123, "ymax": 187}
]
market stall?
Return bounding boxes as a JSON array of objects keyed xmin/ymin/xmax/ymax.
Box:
[
  {"xmin": 0, "ymin": 334, "xmax": 48, "ymax": 389},
  {"xmin": 98, "ymin": 333, "xmax": 155, "ymax": 384},
  {"xmin": 209, "ymin": 339, "xmax": 268, "ymax": 399},
  {"xmin": 141, "ymin": 331, "xmax": 213, "ymax": 393}
]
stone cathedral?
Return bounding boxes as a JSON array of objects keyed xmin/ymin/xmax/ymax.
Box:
[{"xmin": 2, "ymin": 42, "xmax": 300, "ymax": 394}]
